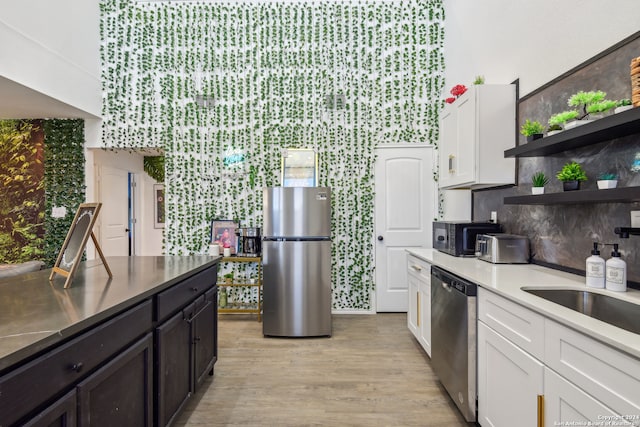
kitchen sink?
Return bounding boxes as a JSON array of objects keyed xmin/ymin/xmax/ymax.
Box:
[{"xmin": 521, "ymin": 288, "xmax": 640, "ymax": 335}]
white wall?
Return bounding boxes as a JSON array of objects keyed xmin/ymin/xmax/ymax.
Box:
[
  {"xmin": 443, "ymin": 0, "xmax": 640, "ymax": 97},
  {"xmin": 0, "ymin": 0, "xmax": 101, "ymax": 117}
]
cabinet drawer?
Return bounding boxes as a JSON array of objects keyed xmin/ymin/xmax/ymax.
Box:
[
  {"xmin": 156, "ymin": 266, "xmax": 217, "ymax": 321},
  {"xmin": 478, "ymin": 288, "xmax": 544, "ymax": 360},
  {"xmin": 407, "ymin": 255, "xmax": 431, "ymax": 283},
  {"xmin": 545, "ymin": 319, "xmax": 640, "ymax": 419},
  {"xmin": 0, "ymin": 300, "xmax": 152, "ymax": 426}
]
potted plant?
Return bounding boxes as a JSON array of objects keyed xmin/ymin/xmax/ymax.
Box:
[
  {"xmin": 520, "ymin": 119, "xmax": 545, "ymax": 142},
  {"xmin": 567, "ymin": 90, "xmax": 607, "ymax": 125},
  {"xmin": 597, "ymin": 173, "xmax": 618, "ymax": 189},
  {"xmin": 473, "ymin": 75, "xmax": 485, "ymax": 85},
  {"xmin": 548, "ymin": 110, "xmax": 579, "ymax": 130},
  {"xmin": 586, "ymin": 100, "xmax": 618, "ymax": 120},
  {"xmin": 547, "ymin": 123, "xmax": 563, "ymax": 136},
  {"xmin": 556, "ymin": 161, "xmax": 588, "ymax": 191},
  {"xmin": 615, "ymin": 99, "xmax": 633, "ymax": 114},
  {"xmin": 531, "ymin": 172, "xmax": 548, "ymax": 194},
  {"xmin": 223, "ymin": 272, "xmax": 234, "ymax": 284}
]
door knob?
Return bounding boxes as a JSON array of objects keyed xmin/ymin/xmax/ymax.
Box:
[{"xmin": 377, "ymin": 235, "xmax": 384, "ymax": 241}]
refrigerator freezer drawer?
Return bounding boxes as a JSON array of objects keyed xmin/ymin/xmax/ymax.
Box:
[{"xmin": 263, "ymin": 240, "xmax": 332, "ymax": 337}]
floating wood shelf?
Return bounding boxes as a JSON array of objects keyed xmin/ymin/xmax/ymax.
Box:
[
  {"xmin": 503, "ymin": 186, "xmax": 640, "ymax": 205},
  {"xmin": 504, "ymin": 107, "xmax": 640, "ymax": 158}
]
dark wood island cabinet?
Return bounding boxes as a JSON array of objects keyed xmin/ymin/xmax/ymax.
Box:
[{"xmin": 0, "ymin": 256, "xmax": 219, "ymax": 427}]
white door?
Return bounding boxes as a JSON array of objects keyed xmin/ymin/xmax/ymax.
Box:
[
  {"xmin": 374, "ymin": 145, "xmax": 435, "ymax": 312},
  {"xmin": 98, "ymin": 166, "xmax": 130, "ymax": 256}
]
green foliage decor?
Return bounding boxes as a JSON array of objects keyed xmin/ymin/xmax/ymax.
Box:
[
  {"xmin": 531, "ymin": 172, "xmax": 548, "ymax": 188},
  {"xmin": 144, "ymin": 156, "xmax": 165, "ymax": 182},
  {"xmin": 556, "ymin": 161, "xmax": 587, "ymax": 182},
  {"xmin": 586, "ymin": 100, "xmax": 617, "ymax": 114},
  {"xmin": 100, "ymin": 0, "xmax": 445, "ymax": 310},
  {"xmin": 519, "ymin": 119, "xmax": 545, "ymax": 137},
  {"xmin": 43, "ymin": 119, "xmax": 86, "ymax": 267},
  {"xmin": 548, "ymin": 110, "xmax": 579, "ymax": 127},
  {"xmin": 597, "ymin": 173, "xmax": 617, "ymax": 181},
  {"xmin": 568, "ymin": 90, "xmax": 606, "ymax": 119},
  {"xmin": 0, "ymin": 120, "xmax": 44, "ymax": 263}
]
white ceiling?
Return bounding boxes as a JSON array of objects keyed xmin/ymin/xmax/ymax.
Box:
[{"xmin": 0, "ymin": 76, "xmax": 97, "ymax": 120}]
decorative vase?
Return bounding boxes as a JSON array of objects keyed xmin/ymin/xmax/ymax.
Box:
[
  {"xmin": 532, "ymin": 187, "xmax": 545, "ymax": 195},
  {"xmin": 597, "ymin": 180, "xmax": 618, "ymax": 189},
  {"xmin": 547, "ymin": 130, "xmax": 562, "ymax": 137},
  {"xmin": 526, "ymin": 134, "xmax": 543, "ymax": 143},
  {"xmin": 562, "ymin": 180, "xmax": 581, "ymax": 191}
]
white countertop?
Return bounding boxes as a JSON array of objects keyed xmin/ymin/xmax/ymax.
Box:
[{"xmin": 407, "ymin": 248, "xmax": 640, "ymax": 359}]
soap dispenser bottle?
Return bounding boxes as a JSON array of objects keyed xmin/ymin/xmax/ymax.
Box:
[
  {"xmin": 605, "ymin": 244, "xmax": 627, "ymax": 292},
  {"xmin": 585, "ymin": 242, "xmax": 605, "ymax": 288}
]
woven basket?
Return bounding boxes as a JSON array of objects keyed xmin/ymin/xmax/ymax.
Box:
[{"xmin": 632, "ymin": 56, "xmax": 640, "ymax": 107}]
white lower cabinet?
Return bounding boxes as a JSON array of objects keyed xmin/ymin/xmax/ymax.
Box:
[
  {"xmin": 478, "ymin": 321, "xmax": 543, "ymax": 427},
  {"xmin": 418, "ymin": 280, "xmax": 431, "ymax": 354},
  {"xmin": 407, "ymin": 255, "xmax": 431, "ymax": 357},
  {"xmin": 544, "ymin": 368, "xmax": 628, "ymax": 425},
  {"xmin": 477, "ymin": 288, "xmax": 640, "ymax": 427},
  {"xmin": 407, "ymin": 274, "xmax": 419, "ymax": 337}
]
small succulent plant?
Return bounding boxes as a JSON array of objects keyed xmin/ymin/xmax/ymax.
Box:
[{"xmin": 532, "ymin": 172, "xmax": 549, "ymax": 187}]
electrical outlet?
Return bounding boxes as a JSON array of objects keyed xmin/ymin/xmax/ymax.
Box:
[
  {"xmin": 52, "ymin": 206, "xmax": 67, "ymax": 218},
  {"xmin": 631, "ymin": 210, "xmax": 640, "ymax": 228},
  {"xmin": 490, "ymin": 211, "xmax": 497, "ymax": 223}
]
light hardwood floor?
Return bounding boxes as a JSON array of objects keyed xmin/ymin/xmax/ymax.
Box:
[{"xmin": 175, "ymin": 314, "xmax": 469, "ymax": 426}]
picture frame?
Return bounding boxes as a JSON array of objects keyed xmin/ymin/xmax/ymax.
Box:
[
  {"xmin": 210, "ymin": 219, "xmax": 238, "ymax": 254},
  {"xmin": 154, "ymin": 184, "xmax": 165, "ymax": 229}
]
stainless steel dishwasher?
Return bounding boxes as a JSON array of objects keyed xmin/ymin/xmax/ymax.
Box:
[{"xmin": 430, "ymin": 266, "xmax": 477, "ymax": 423}]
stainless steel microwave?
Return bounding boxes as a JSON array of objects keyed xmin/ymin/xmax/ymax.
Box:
[{"xmin": 432, "ymin": 221, "xmax": 502, "ymax": 257}]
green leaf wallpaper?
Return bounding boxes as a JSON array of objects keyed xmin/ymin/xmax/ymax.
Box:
[{"xmin": 100, "ymin": 0, "xmax": 445, "ymax": 310}]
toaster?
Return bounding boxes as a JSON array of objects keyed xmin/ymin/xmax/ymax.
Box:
[{"xmin": 475, "ymin": 233, "xmax": 530, "ymax": 264}]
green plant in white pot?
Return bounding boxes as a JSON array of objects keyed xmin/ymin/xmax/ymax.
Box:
[
  {"xmin": 556, "ymin": 161, "xmax": 587, "ymax": 191},
  {"xmin": 531, "ymin": 172, "xmax": 548, "ymax": 194},
  {"xmin": 597, "ymin": 173, "xmax": 618, "ymax": 190}
]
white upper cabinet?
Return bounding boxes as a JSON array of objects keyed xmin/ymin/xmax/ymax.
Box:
[{"xmin": 438, "ymin": 84, "xmax": 516, "ymax": 189}]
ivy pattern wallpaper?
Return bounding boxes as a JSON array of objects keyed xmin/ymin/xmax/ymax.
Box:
[{"xmin": 100, "ymin": 0, "xmax": 445, "ymax": 310}]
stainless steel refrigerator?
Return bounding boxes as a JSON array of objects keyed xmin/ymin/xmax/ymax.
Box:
[{"xmin": 262, "ymin": 187, "xmax": 332, "ymax": 337}]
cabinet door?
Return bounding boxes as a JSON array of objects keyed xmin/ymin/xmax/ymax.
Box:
[
  {"xmin": 545, "ymin": 319, "xmax": 640, "ymax": 419},
  {"xmin": 156, "ymin": 307, "xmax": 193, "ymax": 427},
  {"xmin": 407, "ymin": 273, "xmax": 420, "ymax": 338},
  {"xmin": 478, "ymin": 321, "xmax": 544, "ymax": 427},
  {"xmin": 454, "ymin": 93, "xmax": 476, "ymax": 185},
  {"xmin": 544, "ymin": 368, "xmax": 630, "ymax": 426},
  {"xmin": 438, "ymin": 106, "xmax": 458, "ymax": 188},
  {"xmin": 193, "ymin": 288, "xmax": 217, "ymax": 391},
  {"xmin": 22, "ymin": 389, "xmax": 77, "ymax": 427},
  {"xmin": 418, "ymin": 280, "xmax": 431, "ymax": 357},
  {"xmin": 77, "ymin": 333, "xmax": 153, "ymax": 427}
]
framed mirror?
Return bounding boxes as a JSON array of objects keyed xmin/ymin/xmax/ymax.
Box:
[
  {"xmin": 281, "ymin": 149, "xmax": 318, "ymax": 187},
  {"xmin": 50, "ymin": 203, "xmax": 112, "ymax": 288}
]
